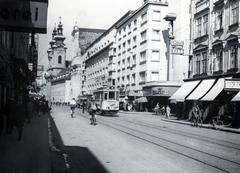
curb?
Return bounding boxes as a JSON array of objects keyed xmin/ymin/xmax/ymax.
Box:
[{"xmin": 162, "ymin": 118, "xmax": 240, "ymax": 134}]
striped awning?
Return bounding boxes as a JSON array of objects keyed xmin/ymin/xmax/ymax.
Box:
[
  {"xmin": 186, "ymin": 79, "xmax": 215, "ymax": 100},
  {"xmin": 232, "ymin": 91, "xmax": 240, "ymax": 101},
  {"xmin": 169, "ymin": 80, "xmax": 200, "ymax": 102}
]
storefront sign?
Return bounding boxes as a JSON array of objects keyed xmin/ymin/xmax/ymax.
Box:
[
  {"xmin": 143, "ymin": 86, "xmax": 179, "ymax": 97},
  {"xmin": 0, "ymin": 0, "xmax": 48, "ymax": 33},
  {"xmin": 225, "ymin": 79, "xmax": 240, "ymax": 90}
]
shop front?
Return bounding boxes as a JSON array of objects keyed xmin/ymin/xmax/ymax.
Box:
[
  {"xmin": 143, "ymin": 82, "xmax": 180, "ymax": 113},
  {"xmin": 170, "ymin": 77, "xmax": 240, "ymax": 126}
]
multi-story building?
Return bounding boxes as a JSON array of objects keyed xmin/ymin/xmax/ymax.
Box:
[
  {"xmin": 170, "ymin": 0, "xmax": 240, "ymax": 126},
  {"xmin": 83, "ymin": 0, "xmax": 191, "ymax": 111},
  {"xmin": 70, "ymin": 26, "xmax": 105, "ymax": 99},
  {"xmin": 84, "ymin": 25, "xmax": 117, "ymax": 95}
]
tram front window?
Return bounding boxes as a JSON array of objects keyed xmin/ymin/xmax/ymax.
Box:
[
  {"xmin": 104, "ymin": 93, "xmax": 108, "ymax": 100},
  {"xmin": 109, "ymin": 92, "xmax": 115, "ymax": 100}
]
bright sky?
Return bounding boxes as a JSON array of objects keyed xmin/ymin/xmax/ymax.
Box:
[{"xmin": 38, "ymin": 0, "xmax": 142, "ymax": 69}]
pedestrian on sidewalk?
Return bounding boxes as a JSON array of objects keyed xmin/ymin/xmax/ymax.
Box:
[
  {"xmin": 166, "ymin": 105, "xmax": 171, "ymax": 119},
  {"xmin": 69, "ymin": 98, "xmax": 77, "ymax": 118},
  {"xmin": 82, "ymin": 101, "xmax": 85, "ymax": 114}
]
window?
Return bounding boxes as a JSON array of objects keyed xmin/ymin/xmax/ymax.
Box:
[
  {"xmin": 202, "ymin": 52, "xmax": 207, "ymax": 73},
  {"xmin": 123, "ymin": 42, "xmax": 126, "ymax": 50},
  {"xmin": 127, "ymin": 39, "xmax": 131, "ymax": 49},
  {"xmin": 133, "ymin": 19, "xmax": 137, "ymax": 29},
  {"xmin": 131, "ymin": 74, "xmax": 136, "ymax": 84},
  {"xmin": 128, "ymin": 24, "xmax": 131, "ymax": 33},
  {"xmin": 231, "ymin": 2, "xmax": 239, "ymax": 25},
  {"xmin": 196, "ymin": 54, "xmax": 201, "ymax": 74},
  {"xmin": 117, "ymin": 61, "xmax": 121, "ymax": 70},
  {"xmin": 152, "ymin": 29, "xmax": 160, "ymax": 40},
  {"xmin": 127, "ymin": 57, "xmax": 130, "ymax": 67},
  {"xmin": 151, "ymin": 72, "xmax": 159, "ymax": 81},
  {"xmin": 139, "ymin": 72, "xmax": 146, "ymax": 82},
  {"xmin": 127, "ymin": 75, "xmax": 130, "ymax": 84},
  {"xmin": 151, "ymin": 50, "xmax": 160, "ymax": 61},
  {"xmin": 133, "ymin": 36, "xmax": 137, "ymax": 46},
  {"xmin": 122, "ymin": 59, "xmax": 125, "ymax": 69},
  {"xmin": 122, "ymin": 76, "xmax": 125, "ymax": 84},
  {"xmin": 203, "ymin": 14, "xmax": 208, "ymax": 35},
  {"xmin": 141, "ymin": 12, "xmax": 147, "ymax": 22},
  {"xmin": 152, "ymin": 10, "xmax": 161, "ymax": 21},
  {"xmin": 58, "ymin": 55, "xmax": 62, "ymax": 64},
  {"xmin": 132, "ymin": 54, "xmax": 136, "ymax": 65},
  {"xmin": 140, "ymin": 51, "xmax": 147, "ymax": 62},
  {"xmin": 213, "ymin": 49, "xmax": 223, "ymax": 72},
  {"xmin": 215, "ymin": 10, "xmax": 223, "ymax": 30},
  {"xmin": 118, "ymin": 45, "xmax": 121, "ymax": 51},
  {"xmin": 196, "ymin": 17, "xmax": 202, "ymax": 37},
  {"xmin": 141, "ymin": 30, "xmax": 147, "ymax": 42},
  {"xmin": 230, "ymin": 45, "xmax": 238, "ymax": 69}
]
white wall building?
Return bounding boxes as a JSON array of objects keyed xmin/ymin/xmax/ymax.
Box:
[{"xmin": 82, "ymin": 0, "xmax": 191, "ymax": 111}]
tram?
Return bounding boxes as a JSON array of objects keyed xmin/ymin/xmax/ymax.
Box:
[{"xmin": 93, "ymin": 86, "xmax": 119, "ymax": 116}]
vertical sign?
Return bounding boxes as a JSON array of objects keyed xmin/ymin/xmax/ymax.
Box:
[{"xmin": 0, "ymin": 0, "xmax": 48, "ymax": 33}]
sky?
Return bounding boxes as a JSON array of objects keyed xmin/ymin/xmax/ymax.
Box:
[{"xmin": 38, "ymin": 0, "xmax": 142, "ymax": 69}]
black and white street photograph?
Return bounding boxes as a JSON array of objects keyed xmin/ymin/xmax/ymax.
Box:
[{"xmin": 0, "ymin": 0, "xmax": 240, "ymax": 173}]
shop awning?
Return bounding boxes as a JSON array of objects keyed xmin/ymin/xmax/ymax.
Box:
[
  {"xmin": 169, "ymin": 80, "xmax": 200, "ymax": 102},
  {"xmin": 232, "ymin": 91, "xmax": 240, "ymax": 101},
  {"xmin": 186, "ymin": 79, "xmax": 215, "ymax": 100},
  {"xmin": 201, "ymin": 78, "xmax": 225, "ymax": 101}
]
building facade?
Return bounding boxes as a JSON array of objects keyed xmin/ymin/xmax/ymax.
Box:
[
  {"xmin": 70, "ymin": 27, "xmax": 105, "ymax": 99},
  {"xmin": 82, "ymin": 0, "xmax": 191, "ymax": 111},
  {"xmin": 170, "ymin": 0, "xmax": 240, "ymax": 126}
]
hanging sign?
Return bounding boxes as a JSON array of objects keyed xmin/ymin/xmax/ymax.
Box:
[{"xmin": 0, "ymin": 0, "xmax": 48, "ymax": 33}]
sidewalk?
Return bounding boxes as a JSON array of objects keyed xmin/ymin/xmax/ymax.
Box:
[
  {"xmin": 0, "ymin": 113, "xmax": 51, "ymax": 173},
  {"xmin": 119, "ymin": 111, "xmax": 240, "ymax": 134}
]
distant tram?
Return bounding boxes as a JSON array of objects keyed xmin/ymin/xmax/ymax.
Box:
[{"xmin": 93, "ymin": 86, "xmax": 119, "ymax": 116}]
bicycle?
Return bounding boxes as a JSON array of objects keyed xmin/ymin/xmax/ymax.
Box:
[{"xmin": 211, "ymin": 115, "xmax": 231, "ymax": 130}]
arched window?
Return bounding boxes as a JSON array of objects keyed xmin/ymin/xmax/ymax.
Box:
[{"xmin": 58, "ymin": 55, "xmax": 62, "ymax": 64}]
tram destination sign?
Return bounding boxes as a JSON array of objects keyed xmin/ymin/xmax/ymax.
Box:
[{"xmin": 0, "ymin": 0, "xmax": 48, "ymax": 33}]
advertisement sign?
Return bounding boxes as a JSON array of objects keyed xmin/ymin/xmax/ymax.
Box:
[
  {"xmin": 171, "ymin": 40, "xmax": 184, "ymax": 55},
  {"xmin": 225, "ymin": 79, "xmax": 240, "ymax": 90},
  {"xmin": 0, "ymin": 0, "xmax": 48, "ymax": 33}
]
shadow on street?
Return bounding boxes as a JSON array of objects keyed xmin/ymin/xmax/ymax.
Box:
[{"xmin": 49, "ymin": 115, "xmax": 109, "ymax": 173}]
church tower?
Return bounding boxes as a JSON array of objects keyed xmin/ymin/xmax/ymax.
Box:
[{"xmin": 47, "ymin": 17, "xmax": 67, "ymax": 77}]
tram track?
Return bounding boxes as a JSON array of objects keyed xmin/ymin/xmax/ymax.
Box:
[
  {"xmin": 115, "ymin": 117, "xmax": 240, "ymax": 151},
  {"xmin": 80, "ymin": 114, "xmax": 240, "ymax": 173}
]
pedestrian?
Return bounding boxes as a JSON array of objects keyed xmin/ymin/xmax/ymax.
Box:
[
  {"xmin": 166, "ymin": 105, "xmax": 171, "ymax": 119},
  {"xmin": 82, "ymin": 101, "xmax": 85, "ymax": 114},
  {"xmin": 69, "ymin": 98, "xmax": 77, "ymax": 118}
]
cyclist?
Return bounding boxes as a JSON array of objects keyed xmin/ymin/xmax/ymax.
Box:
[
  {"xmin": 87, "ymin": 97, "xmax": 98, "ymax": 125},
  {"xmin": 69, "ymin": 98, "xmax": 77, "ymax": 118}
]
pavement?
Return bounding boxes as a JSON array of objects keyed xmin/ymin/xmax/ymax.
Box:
[
  {"xmin": 0, "ymin": 112, "xmax": 51, "ymax": 173},
  {"xmin": 120, "ymin": 110, "xmax": 240, "ymax": 134}
]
